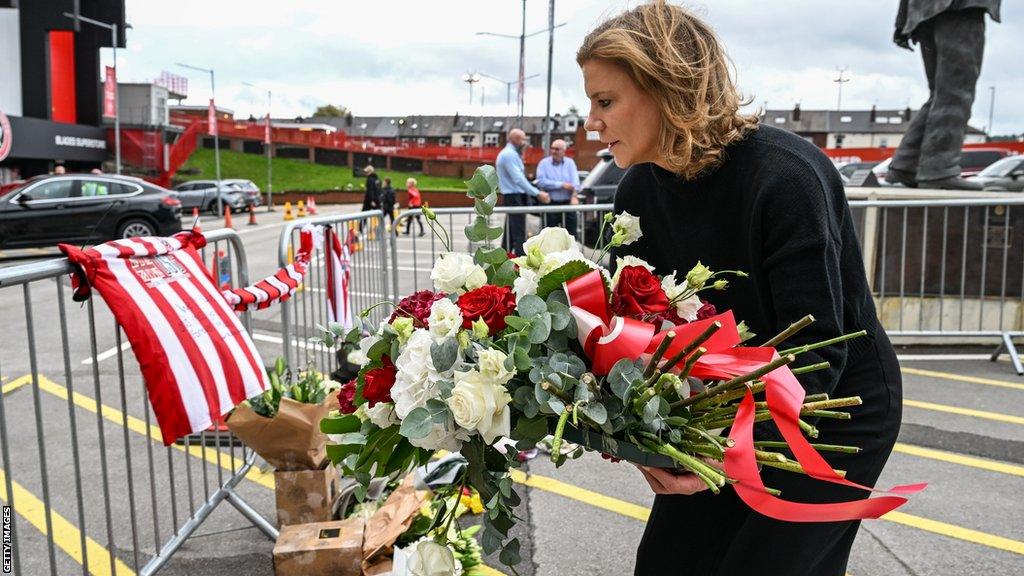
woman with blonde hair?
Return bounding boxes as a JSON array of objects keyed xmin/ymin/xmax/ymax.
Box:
[
  {"xmin": 578, "ymin": 2, "xmax": 901, "ymax": 574},
  {"xmin": 404, "ymin": 177, "xmax": 424, "ymax": 236}
]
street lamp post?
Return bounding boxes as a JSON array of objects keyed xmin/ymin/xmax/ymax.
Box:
[
  {"xmin": 478, "ymin": 72, "xmax": 540, "ymax": 115},
  {"xmin": 476, "ymin": 4, "xmax": 566, "ymax": 126},
  {"xmin": 987, "ymin": 85, "xmax": 996, "ymax": 140},
  {"xmin": 244, "ymin": 82, "xmax": 274, "ymax": 211},
  {"xmin": 63, "ymin": 11, "xmax": 121, "ymax": 174},
  {"xmin": 177, "ymin": 63, "xmax": 221, "ymax": 216},
  {"xmin": 542, "ymin": 0, "xmax": 556, "ymax": 152}
]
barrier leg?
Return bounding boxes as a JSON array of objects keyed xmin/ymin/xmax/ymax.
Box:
[{"xmin": 990, "ymin": 333, "xmax": 1024, "ymax": 376}]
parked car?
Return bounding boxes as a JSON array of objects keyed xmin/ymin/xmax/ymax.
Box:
[
  {"xmin": 0, "ymin": 174, "xmax": 182, "ymax": 249},
  {"xmin": 968, "ymin": 154, "xmax": 1024, "ymax": 191},
  {"xmin": 873, "ymin": 148, "xmax": 1013, "ymax": 185},
  {"xmin": 836, "ymin": 161, "xmax": 879, "ymax": 181},
  {"xmin": 223, "ymin": 179, "xmax": 263, "ymax": 207},
  {"xmin": 580, "ymin": 150, "xmax": 627, "ymax": 245},
  {"xmin": 173, "ymin": 179, "xmax": 248, "ymax": 213}
]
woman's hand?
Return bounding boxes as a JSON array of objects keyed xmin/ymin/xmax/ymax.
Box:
[{"xmin": 635, "ymin": 458, "xmax": 723, "ymax": 496}]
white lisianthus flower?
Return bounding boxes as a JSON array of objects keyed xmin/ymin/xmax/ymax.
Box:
[
  {"xmin": 391, "ymin": 330, "xmax": 442, "ymax": 419},
  {"xmin": 524, "ymin": 227, "xmax": 576, "ymax": 258},
  {"xmin": 407, "ymin": 539, "xmax": 461, "ymax": 576},
  {"xmin": 463, "ymin": 265, "xmax": 488, "ymax": 291},
  {"xmin": 512, "ymin": 267, "xmax": 539, "ymax": 301},
  {"xmin": 365, "ymin": 402, "xmax": 399, "ymax": 428},
  {"xmin": 431, "ymin": 252, "xmax": 479, "ymax": 293},
  {"xmin": 612, "ymin": 255, "xmax": 656, "ymax": 288},
  {"xmin": 611, "ymin": 211, "xmax": 643, "ymax": 245},
  {"xmin": 408, "ymin": 415, "xmax": 469, "ymax": 452},
  {"xmin": 477, "ymin": 348, "xmax": 514, "ymax": 385},
  {"xmin": 347, "ymin": 334, "xmax": 378, "ymax": 366},
  {"xmin": 428, "ymin": 298, "xmax": 463, "ymax": 340},
  {"xmin": 661, "ymin": 273, "xmax": 703, "ymax": 322},
  {"xmin": 447, "ymin": 369, "xmax": 511, "ymax": 444}
]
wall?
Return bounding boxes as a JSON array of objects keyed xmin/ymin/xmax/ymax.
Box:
[{"xmin": 0, "ymin": 8, "xmax": 22, "ymax": 116}]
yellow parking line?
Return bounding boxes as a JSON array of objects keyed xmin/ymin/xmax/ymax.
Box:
[
  {"xmin": 33, "ymin": 375, "xmax": 274, "ymax": 490},
  {"xmin": 2, "ymin": 375, "xmax": 31, "ymax": 395},
  {"xmin": 904, "ymin": 399, "xmax": 1024, "ymax": 426},
  {"xmin": 510, "ymin": 469, "xmax": 1024, "ymax": 557},
  {"xmin": 893, "ymin": 443, "xmax": 1024, "ymax": 478},
  {"xmin": 901, "ymin": 367, "xmax": 1024, "ymax": 392},
  {"xmin": 0, "ymin": 468, "xmax": 136, "ymax": 576}
]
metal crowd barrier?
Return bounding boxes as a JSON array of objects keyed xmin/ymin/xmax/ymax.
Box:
[
  {"xmin": 277, "ymin": 210, "xmax": 392, "ymax": 373},
  {"xmin": 847, "ymin": 197, "xmax": 1024, "ymax": 374},
  {"xmin": 389, "ymin": 203, "xmax": 616, "ymax": 299},
  {"xmin": 0, "ymin": 228, "xmax": 276, "ymax": 576}
]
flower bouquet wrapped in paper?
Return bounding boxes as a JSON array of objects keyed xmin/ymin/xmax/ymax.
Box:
[{"xmin": 320, "ymin": 166, "xmax": 923, "ymax": 572}]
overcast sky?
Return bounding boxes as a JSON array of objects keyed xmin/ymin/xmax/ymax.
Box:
[{"xmin": 108, "ymin": 0, "xmax": 1023, "ymax": 135}]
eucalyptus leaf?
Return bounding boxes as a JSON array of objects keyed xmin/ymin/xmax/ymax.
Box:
[
  {"xmin": 430, "ymin": 338, "xmax": 459, "ymax": 373},
  {"xmin": 581, "ymin": 402, "xmax": 608, "ymax": 425},
  {"xmin": 642, "ymin": 396, "xmax": 661, "ymax": 425},
  {"xmin": 504, "ymin": 315, "xmax": 530, "ymax": 331},
  {"xmin": 607, "ymin": 358, "xmax": 643, "ymax": 400},
  {"xmin": 475, "ymin": 246, "xmax": 509, "ymax": 266},
  {"xmin": 490, "ymin": 259, "xmax": 518, "ymax": 287},
  {"xmin": 465, "ymin": 165, "xmax": 499, "ymax": 200},
  {"xmin": 500, "ymin": 539, "xmax": 522, "ymax": 567},
  {"xmin": 399, "ymin": 407, "xmax": 433, "ymax": 439},
  {"xmin": 528, "ymin": 314, "xmax": 551, "ymax": 343},
  {"xmin": 517, "ymin": 294, "xmax": 547, "ymax": 318}
]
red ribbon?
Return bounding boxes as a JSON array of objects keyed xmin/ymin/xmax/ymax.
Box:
[{"xmin": 564, "ymin": 270, "xmax": 925, "ymax": 522}]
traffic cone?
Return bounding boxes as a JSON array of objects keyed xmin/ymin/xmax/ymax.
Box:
[
  {"xmin": 247, "ymin": 204, "xmax": 258, "ymax": 226},
  {"xmin": 283, "ymin": 201, "xmax": 294, "ymax": 221},
  {"xmin": 308, "ymin": 196, "xmax": 318, "ymax": 215},
  {"xmin": 191, "ymin": 207, "xmax": 202, "ymax": 233},
  {"xmin": 297, "ymin": 200, "xmax": 307, "ymax": 218},
  {"xmin": 223, "ymin": 205, "xmax": 234, "ymax": 229}
]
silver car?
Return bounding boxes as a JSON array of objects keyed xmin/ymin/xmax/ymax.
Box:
[
  {"xmin": 172, "ymin": 180, "xmax": 248, "ymax": 213},
  {"xmin": 969, "ymin": 155, "xmax": 1024, "ymax": 192}
]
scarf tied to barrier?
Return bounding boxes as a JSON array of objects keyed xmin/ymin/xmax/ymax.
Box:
[{"xmin": 564, "ymin": 270, "xmax": 925, "ymax": 522}]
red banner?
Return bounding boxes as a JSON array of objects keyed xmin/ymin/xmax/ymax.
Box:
[
  {"xmin": 207, "ymin": 98, "xmax": 218, "ymax": 136},
  {"xmin": 103, "ymin": 66, "xmax": 117, "ymax": 119},
  {"xmin": 564, "ymin": 270, "xmax": 925, "ymax": 522}
]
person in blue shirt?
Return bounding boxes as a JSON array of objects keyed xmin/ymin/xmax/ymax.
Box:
[
  {"xmin": 496, "ymin": 128, "xmax": 549, "ymax": 255},
  {"xmin": 535, "ymin": 139, "xmax": 581, "ymax": 238}
]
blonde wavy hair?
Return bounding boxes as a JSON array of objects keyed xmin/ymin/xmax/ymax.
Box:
[{"xmin": 577, "ymin": 1, "xmax": 758, "ymax": 179}]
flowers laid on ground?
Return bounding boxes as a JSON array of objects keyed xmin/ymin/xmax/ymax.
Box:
[{"xmin": 320, "ymin": 165, "xmax": 911, "ymax": 573}]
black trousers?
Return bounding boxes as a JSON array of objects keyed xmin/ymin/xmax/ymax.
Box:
[
  {"xmin": 544, "ymin": 199, "xmax": 579, "ymax": 239},
  {"xmin": 501, "ymin": 193, "xmax": 528, "ymax": 256},
  {"xmin": 890, "ymin": 9, "xmax": 986, "ymax": 181},
  {"xmin": 634, "ymin": 331, "xmax": 902, "ymax": 576}
]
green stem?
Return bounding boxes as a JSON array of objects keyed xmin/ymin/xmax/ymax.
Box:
[
  {"xmin": 673, "ymin": 354, "xmax": 795, "ymax": 409},
  {"xmin": 643, "ymin": 332, "xmax": 676, "ymax": 378},
  {"xmin": 761, "ymin": 459, "xmax": 847, "ymax": 478},
  {"xmin": 753, "ymin": 440, "xmax": 860, "ymax": 454},
  {"xmin": 779, "ymin": 330, "xmax": 867, "ymax": 356},
  {"xmin": 761, "ymin": 315, "xmax": 816, "ymax": 348},
  {"xmin": 791, "ymin": 362, "xmax": 831, "ymax": 376},
  {"xmin": 801, "ymin": 396, "xmax": 862, "ymax": 413},
  {"xmin": 550, "ymin": 407, "xmax": 571, "ymax": 464}
]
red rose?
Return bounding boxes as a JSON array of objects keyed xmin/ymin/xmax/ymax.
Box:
[
  {"xmin": 337, "ymin": 380, "xmax": 357, "ymax": 414},
  {"xmin": 611, "ymin": 266, "xmax": 669, "ymax": 318},
  {"xmin": 457, "ymin": 284, "xmax": 517, "ymax": 335},
  {"xmin": 696, "ymin": 300, "xmax": 717, "ymax": 320},
  {"xmin": 390, "ymin": 290, "xmax": 446, "ymax": 326},
  {"xmin": 362, "ymin": 355, "xmax": 396, "ymax": 407}
]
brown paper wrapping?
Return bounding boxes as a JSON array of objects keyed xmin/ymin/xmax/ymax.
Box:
[
  {"xmin": 226, "ymin": 396, "xmax": 331, "ymax": 471},
  {"xmin": 275, "ymin": 465, "xmax": 339, "ymax": 526},
  {"xmin": 361, "ymin": 475, "xmax": 431, "ymax": 574},
  {"xmin": 273, "ymin": 516, "xmax": 364, "ymax": 576}
]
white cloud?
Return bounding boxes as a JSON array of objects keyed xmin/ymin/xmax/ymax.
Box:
[{"xmin": 101, "ymin": 0, "xmax": 1022, "ymax": 134}]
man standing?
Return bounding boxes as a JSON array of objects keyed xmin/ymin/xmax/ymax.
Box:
[
  {"xmin": 887, "ymin": 0, "xmax": 1001, "ymax": 190},
  {"xmin": 496, "ymin": 128, "xmax": 549, "ymax": 255},
  {"xmin": 536, "ymin": 139, "xmax": 581, "ymax": 237}
]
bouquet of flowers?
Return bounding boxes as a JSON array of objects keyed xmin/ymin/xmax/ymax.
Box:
[{"xmin": 321, "ymin": 166, "xmax": 919, "ymax": 572}]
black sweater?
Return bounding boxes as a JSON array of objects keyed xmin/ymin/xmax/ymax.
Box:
[{"xmin": 613, "ymin": 125, "xmax": 879, "ymax": 400}]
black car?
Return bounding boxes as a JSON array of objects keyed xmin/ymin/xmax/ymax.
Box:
[{"xmin": 0, "ymin": 174, "xmax": 182, "ymax": 249}]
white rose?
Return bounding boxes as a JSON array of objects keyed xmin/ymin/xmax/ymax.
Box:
[
  {"xmin": 611, "ymin": 211, "xmax": 643, "ymax": 245},
  {"xmin": 463, "ymin": 265, "xmax": 488, "ymax": 291},
  {"xmin": 537, "ymin": 247, "xmax": 593, "ymax": 277},
  {"xmin": 408, "ymin": 416, "xmax": 469, "ymax": 452},
  {"xmin": 661, "ymin": 272, "xmax": 702, "ymax": 321},
  {"xmin": 612, "ymin": 255, "xmax": 655, "ymax": 288},
  {"xmin": 365, "ymin": 402, "xmax": 399, "ymax": 428},
  {"xmin": 513, "ymin": 267, "xmax": 539, "ymax": 301},
  {"xmin": 477, "ymin": 348, "xmax": 514, "ymax": 385},
  {"xmin": 447, "ymin": 370, "xmax": 511, "ymax": 445},
  {"xmin": 408, "ymin": 540, "xmax": 460, "ymax": 576},
  {"xmin": 431, "ymin": 252, "xmax": 478, "ymax": 293},
  {"xmin": 524, "ymin": 226, "xmax": 576, "ymax": 257},
  {"xmin": 428, "ymin": 298, "xmax": 463, "ymax": 340},
  {"xmin": 391, "ymin": 330, "xmax": 442, "ymax": 419}
]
